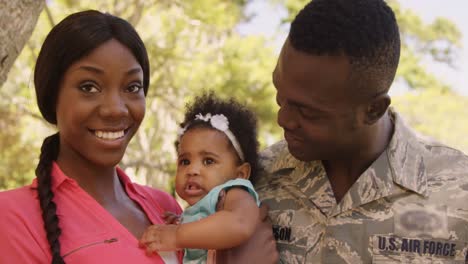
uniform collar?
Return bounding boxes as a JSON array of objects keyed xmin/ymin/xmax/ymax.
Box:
[
  {"xmin": 262, "ymin": 140, "xmax": 304, "ymax": 174},
  {"xmin": 332, "ymin": 109, "xmax": 428, "ymax": 215},
  {"xmin": 386, "ymin": 108, "xmax": 428, "ymax": 197},
  {"xmin": 266, "ymin": 109, "xmax": 428, "ymax": 195},
  {"xmin": 264, "ymin": 108, "xmax": 428, "ymax": 216}
]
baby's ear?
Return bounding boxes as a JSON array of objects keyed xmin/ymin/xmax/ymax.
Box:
[{"xmin": 236, "ymin": 162, "xmax": 251, "ymax": 179}]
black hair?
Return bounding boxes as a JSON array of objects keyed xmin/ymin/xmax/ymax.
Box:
[
  {"xmin": 177, "ymin": 92, "xmax": 260, "ymax": 181},
  {"xmin": 289, "ymin": 0, "xmax": 400, "ymax": 98},
  {"xmin": 33, "ymin": 10, "xmax": 149, "ymax": 263},
  {"xmin": 35, "ymin": 10, "xmax": 150, "ymax": 125}
]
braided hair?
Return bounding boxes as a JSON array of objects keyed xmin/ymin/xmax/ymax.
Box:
[
  {"xmin": 35, "ymin": 133, "xmax": 62, "ymax": 263},
  {"xmin": 33, "ymin": 10, "xmax": 149, "ymax": 263}
]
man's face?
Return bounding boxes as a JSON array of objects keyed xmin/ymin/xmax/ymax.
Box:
[{"xmin": 273, "ymin": 39, "xmax": 366, "ymax": 162}]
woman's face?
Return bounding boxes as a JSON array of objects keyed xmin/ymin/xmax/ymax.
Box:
[{"xmin": 55, "ymin": 39, "xmax": 145, "ymax": 168}]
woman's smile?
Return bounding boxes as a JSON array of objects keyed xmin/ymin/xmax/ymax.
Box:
[
  {"xmin": 94, "ymin": 130, "xmax": 125, "ymax": 140},
  {"xmin": 87, "ymin": 127, "xmax": 132, "ymax": 148}
]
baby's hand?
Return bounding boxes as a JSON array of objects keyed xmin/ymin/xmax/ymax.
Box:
[
  {"xmin": 139, "ymin": 224, "xmax": 179, "ymax": 254},
  {"xmin": 162, "ymin": 211, "xmax": 181, "ymax": 225}
]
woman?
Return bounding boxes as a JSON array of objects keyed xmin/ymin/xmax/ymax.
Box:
[{"xmin": 0, "ymin": 10, "xmax": 181, "ymax": 264}]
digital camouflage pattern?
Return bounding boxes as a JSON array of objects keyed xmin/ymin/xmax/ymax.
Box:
[{"xmin": 255, "ymin": 109, "xmax": 468, "ymax": 263}]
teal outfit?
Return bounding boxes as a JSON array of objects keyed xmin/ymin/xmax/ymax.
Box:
[{"xmin": 181, "ymin": 178, "xmax": 260, "ymax": 264}]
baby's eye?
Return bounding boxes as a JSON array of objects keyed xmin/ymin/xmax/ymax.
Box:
[
  {"xmin": 178, "ymin": 159, "xmax": 190, "ymax": 166},
  {"xmin": 79, "ymin": 82, "xmax": 99, "ymax": 93},
  {"xmin": 203, "ymin": 158, "xmax": 215, "ymax": 165},
  {"xmin": 126, "ymin": 83, "xmax": 143, "ymax": 93}
]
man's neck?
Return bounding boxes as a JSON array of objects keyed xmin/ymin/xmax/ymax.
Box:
[{"xmin": 324, "ymin": 113, "xmax": 394, "ymax": 203}]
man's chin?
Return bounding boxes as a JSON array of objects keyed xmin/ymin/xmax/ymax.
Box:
[{"xmin": 287, "ymin": 144, "xmax": 315, "ymax": 162}]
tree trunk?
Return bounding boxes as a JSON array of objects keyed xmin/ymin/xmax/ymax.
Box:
[{"xmin": 0, "ymin": 0, "xmax": 44, "ymax": 87}]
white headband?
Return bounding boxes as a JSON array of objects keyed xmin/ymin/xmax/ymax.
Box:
[{"xmin": 178, "ymin": 113, "xmax": 245, "ymax": 161}]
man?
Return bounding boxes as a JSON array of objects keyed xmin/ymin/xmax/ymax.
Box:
[{"xmin": 254, "ymin": 0, "xmax": 468, "ymax": 263}]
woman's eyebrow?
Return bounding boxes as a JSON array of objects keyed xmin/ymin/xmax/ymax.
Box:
[{"xmin": 126, "ymin": 67, "xmax": 141, "ymax": 75}]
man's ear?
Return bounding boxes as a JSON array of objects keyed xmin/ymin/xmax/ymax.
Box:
[
  {"xmin": 364, "ymin": 93, "xmax": 391, "ymax": 125},
  {"xmin": 236, "ymin": 162, "xmax": 251, "ymax": 180}
]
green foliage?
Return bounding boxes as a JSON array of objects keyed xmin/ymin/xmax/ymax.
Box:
[
  {"xmin": 0, "ymin": 104, "xmax": 37, "ymax": 190},
  {"xmin": 389, "ymin": 0, "xmax": 461, "ymax": 91},
  {"xmin": 1, "ymin": 0, "xmax": 279, "ymax": 192},
  {"xmin": 0, "ymin": 9, "xmax": 53, "ymax": 189},
  {"xmin": 392, "ymin": 89, "xmax": 468, "ymax": 154},
  {"xmin": 2, "ymin": 0, "xmax": 467, "ymax": 192}
]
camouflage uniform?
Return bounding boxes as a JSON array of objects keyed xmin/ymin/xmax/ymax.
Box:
[{"xmin": 255, "ymin": 109, "xmax": 468, "ymax": 263}]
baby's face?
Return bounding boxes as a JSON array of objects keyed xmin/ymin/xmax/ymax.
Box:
[{"xmin": 175, "ymin": 127, "xmax": 242, "ymax": 206}]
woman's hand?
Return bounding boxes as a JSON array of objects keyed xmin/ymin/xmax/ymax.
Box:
[
  {"xmin": 139, "ymin": 224, "xmax": 180, "ymax": 254},
  {"xmin": 215, "ymin": 203, "xmax": 279, "ymax": 263}
]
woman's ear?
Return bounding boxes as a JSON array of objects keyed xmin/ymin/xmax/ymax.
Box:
[
  {"xmin": 364, "ymin": 94, "xmax": 391, "ymax": 125},
  {"xmin": 236, "ymin": 162, "xmax": 251, "ymax": 180}
]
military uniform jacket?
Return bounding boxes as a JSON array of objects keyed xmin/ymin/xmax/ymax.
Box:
[{"xmin": 255, "ymin": 110, "xmax": 468, "ymax": 263}]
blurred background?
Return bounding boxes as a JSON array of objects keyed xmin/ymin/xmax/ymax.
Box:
[{"xmin": 1, "ymin": 0, "xmax": 467, "ymax": 194}]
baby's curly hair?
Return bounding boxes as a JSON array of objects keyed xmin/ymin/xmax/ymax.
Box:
[{"xmin": 177, "ymin": 92, "xmax": 259, "ymax": 179}]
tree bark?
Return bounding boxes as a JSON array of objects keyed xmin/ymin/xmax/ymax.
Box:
[{"xmin": 0, "ymin": 0, "xmax": 44, "ymax": 87}]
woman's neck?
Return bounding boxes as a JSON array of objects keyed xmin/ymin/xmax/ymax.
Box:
[{"xmin": 56, "ymin": 153, "xmax": 125, "ymax": 206}]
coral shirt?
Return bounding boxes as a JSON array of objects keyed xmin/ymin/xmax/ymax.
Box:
[{"xmin": 0, "ymin": 163, "xmax": 182, "ymax": 263}]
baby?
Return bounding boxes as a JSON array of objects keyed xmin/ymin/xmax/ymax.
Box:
[{"xmin": 140, "ymin": 92, "xmax": 261, "ymax": 263}]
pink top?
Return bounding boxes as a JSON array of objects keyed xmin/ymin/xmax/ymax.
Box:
[{"xmin": 0, "ymin": 163, "xmax": 182, "ymax": 263}]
